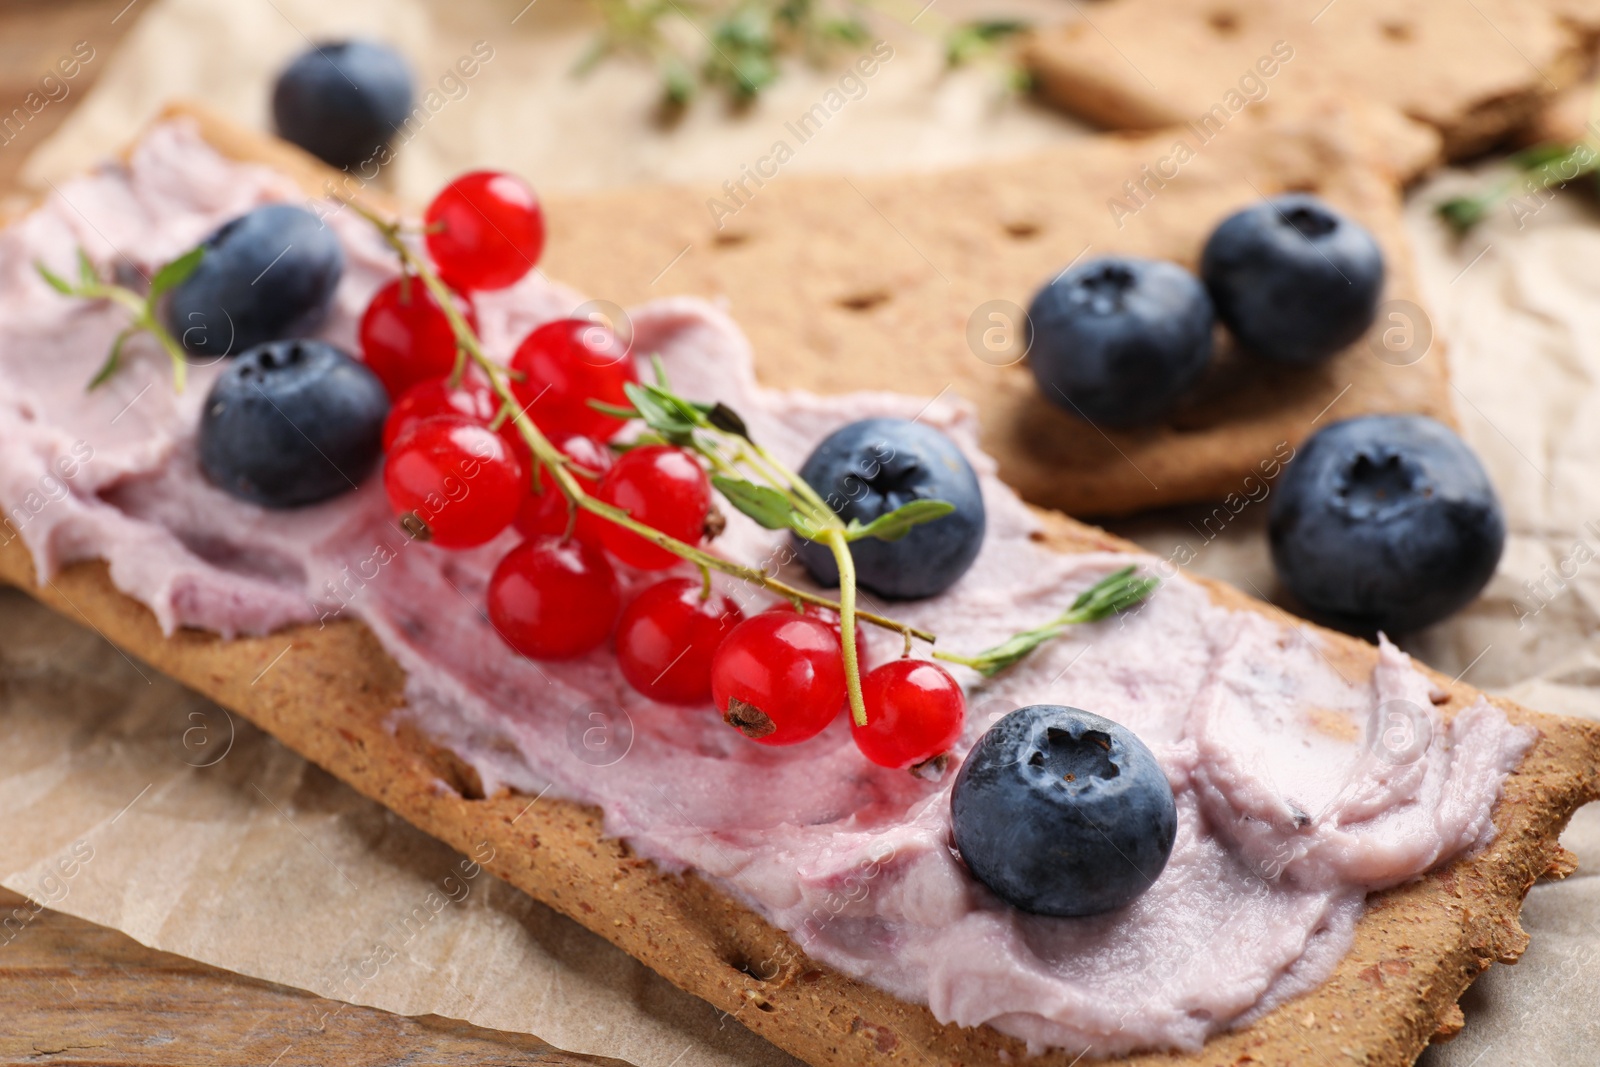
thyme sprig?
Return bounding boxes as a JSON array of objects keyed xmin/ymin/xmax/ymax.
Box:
[
  {"xmin": 574, "ymin": 0, "xmax": 1032, "ymax": 106},
  {"xmin": 37, "ymin": 246, "xmax": 205, "ymax": 392},
  {"xmin": 934, "ymin": 567, "xmax": 1160, "ymax": 678},
  {"xmin": 1436, "ymin": 140, "xmax": 1600, "ymax": 236}
]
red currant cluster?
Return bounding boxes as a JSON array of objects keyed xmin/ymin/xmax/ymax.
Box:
[{"xmin": 358, "ymin": 171, "xmax": 966, "ymax": 772}]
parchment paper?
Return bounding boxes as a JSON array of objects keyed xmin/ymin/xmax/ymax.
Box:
[{"xmin": 3, "ymin": 0, "xmax": 1599, "ymax": 1064}]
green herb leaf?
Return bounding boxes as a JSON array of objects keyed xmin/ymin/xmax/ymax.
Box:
[
  {"xmin": 148, "ymin": 245, "xmax": 205, "ymax": 299},
  {"xmin": 586, "ymin": 399, "xmax": 639, "ymax": 419},
  {"xmin": 1511, "ymin": 142, "xmax": 1581, "ymax": 171},
  {"xmin": 845, "ymin": 499, "xmax": 955, "ymax": 542},
  {"xmin": 76, "ymin": 248, "xmax": 98, "ymax": 287},
  {"xmin": 622, "ymin": 380, "xmax": 708, "ymax": 445},
  {"xmin": 1436, "ymin": 196, "xmax": 1490, "ymax": 236},
  {"xmin": 87, "ymin": 328, "xmax": 134, "ymax": 391},
  {"xmin": 1061, "ymin": 566, "xmax": 1161, "ymax": 623},
  {"xmin": 711, "ymin": 475, "xmax": 800, "ymax": 530},
  {"xmin": 946, "ymin": 18, "xmax": 1029, "ymax": 67},
  {"xmin": 36, "ymin": 261, "xmax": 75, "ymax": 296}
]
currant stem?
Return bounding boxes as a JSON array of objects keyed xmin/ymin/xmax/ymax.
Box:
[{"xmin": 825, "ymin": 527, "xmax": 867, "ymax": 727}]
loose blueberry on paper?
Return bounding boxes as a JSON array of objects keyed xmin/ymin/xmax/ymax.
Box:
[
  {"xmin": 1027, "ymin": 255, "xmax": 1214, "ymax": 427},
  {"xmin": 272, "ymin": 39, "xmax": 415, "ymax": 170},
  {"xmin": 164, "ymin": 204, "xmax": 345, "ymax": 359},
  {"xmin": 1269, "ymin": 414, "xmax": 1505, "ymax": 635},
  {"xmin": 199, "ymin": 339, "xmax": 388, "ymax": 508},
  {"xmin": 952, "ymin": 705, "xmax": 1177, "ymax": 917},
  {"xmin": 1202, "ymin": 193, "xmax": 1384, "ymax": 366},
  {"xmin": 794, "ymin": 418, "xmax": 986, "ymax": 600}
]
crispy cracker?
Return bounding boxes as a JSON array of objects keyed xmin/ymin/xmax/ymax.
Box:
[
  {"xmin": 2, "ymin": 104, "xmax": 1597, "ymax": 1067},
  {"xmin": 1023, "ymin": 0, "xmax": 1597, "ymax": 162}
]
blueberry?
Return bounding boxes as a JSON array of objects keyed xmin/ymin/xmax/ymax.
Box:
[
  {"xmin": 951, "ymin": 705, "xmax": 1176, "ymax": 917},
  {"xmin": 272, "ymin": 40, "xmax": 415, "ymax": 170},
  {"xmin": 1268, "ymin": 414, "xmax": 1505, "ymax": 635},
  {"xmin": 164, "ymin": 204, "xmax": 345, "ymax": 359},
  {"xmin": 793, "ymin": 418, "xmax": 985, "ymax": 600},
  {"xmin": 1026, "ymin": 255, "xmax": 1213, "ymax": 428},
  {"xmin": 199, "ymin": 339, "xmax": 389, "ymax": 508},
  {"xmin": 1201, "ymin": 194, "xmax": 1384, "ymax": 365}
]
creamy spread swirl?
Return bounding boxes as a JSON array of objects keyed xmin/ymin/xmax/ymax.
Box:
[{"xmin": 0, "ymin": 121, "xmax": 1534, "ymax": 1057}]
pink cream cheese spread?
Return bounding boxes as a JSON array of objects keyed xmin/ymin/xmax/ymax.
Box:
[{"xmin": 0, "ymin": 121, "xmax": 1537, "ymax": 1057}]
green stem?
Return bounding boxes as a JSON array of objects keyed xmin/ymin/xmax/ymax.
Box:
[
  {"xmin": 826, "ymin": 527, "xmax": 866, "ymax": 726},
  {"xmin": 87, "ymin": 285, "xmax": 189, "ymax": 392}
]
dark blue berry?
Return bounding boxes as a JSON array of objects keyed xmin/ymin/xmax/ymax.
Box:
[
  {"xmin": 1201, "ymin": 194, "xmax": 1384, "ymax": 365},
  {"xmin": 1269, "ymin": 414, "xmax": 1505, "ymax": 635},
  {"xmin": 164, "ymin": 204, "xmax": 345, "ymax": 359},
  {"xmin": 951, "ymin": 705, "xmax": 1176, "ymax": 917},
  {"xmin": 793, "ymin": 418, "xmax": 985, "ymax": 600},
  {"xmin": 272, "ymin": 40, "xmax": 415, "ymax": 170},
  {"xmin": 199, "ymin": 339, "xmax": 389, "ymax": 508},
  {"xmin": 1026, "ymin": 255, "xmax": 1214, "ymax": 427}
]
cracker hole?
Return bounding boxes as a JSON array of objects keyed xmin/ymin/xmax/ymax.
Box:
[
  {"xmin": 1208, "ymin": 10, "xmax": 1239, "ymax": 34},
  {"xmin": 837, "ymin": 289, "xmax": 891, "ymax": 312},
  {"xmin": 1003, "ymin": 221, "xmax": 1042, "ymax": 239},
  {"xmin": 725, "ymin": 950, "xmax": 778, "ymax": 983},
  {"xmin": 713, "ymin": 231, "xmax": 750, "ymax": 248},
  {"xmin": 1381, "ymin": 20, "xmax": 1414, "ymax": 42}
]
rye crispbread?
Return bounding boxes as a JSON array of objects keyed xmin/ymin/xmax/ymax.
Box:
[
  {"xmin": 1022, "ymin": 0, "xmax": 1600, "ymax": 162},
  {"xmin": 2, "ymin": 105, "xmax": 1596, "ymax": 1067}
]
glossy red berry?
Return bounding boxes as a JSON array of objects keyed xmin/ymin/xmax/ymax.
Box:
[
  {"xmin": 596, "ymin": 445, "xmax": 713, "ymax": 570},
  {"xmin": 509, "ymin": 319, "xmax": 636, "ymax": 441},
  {"xmin": 616, "ymin": 578, "xmax": 745, "ymax": 704},
  {"xmin": 359, "ymin": 276, "xmax": 477, "ymax": 397},
  {"xmin": 488, "ymin": 536, "xmax": 619, "ymax": 659},
  {"xmin": 712, "ymin": 613, "xmax": 846, "ymax": 745},
  {"xmin": 761, "ymin": 601, "xmax": 867, "ymax": 673},
  {"xmin": 514, "ymin": 433, "xmax": 613, "ymax": 542},
  {"xmin": 425, "ymin": 171, "xmax": 545, "ymax": 292},
  {"xmin": 383, "ymin": 376, "xmax": 497, "ymax": 449},
  {"xmin": 854, "ymin": 660, "xmax": 966, "ymax": 770},
  {"xmin": 383, "ymin": 415, "xmax": 523, "ymax": 548}
]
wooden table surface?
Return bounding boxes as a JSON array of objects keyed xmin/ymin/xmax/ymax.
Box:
[{"xmin": 0, "ymin": 2, "xmax": 610, "ymax": 1062}]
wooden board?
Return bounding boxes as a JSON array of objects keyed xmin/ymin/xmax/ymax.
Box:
[{"xmin": 0, "ymin": 886, "xmax": 615, "ymax": 1066}]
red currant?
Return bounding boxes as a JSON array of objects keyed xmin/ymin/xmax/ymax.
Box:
[
  {"xmin": 488, "ymin": 535, "xmax": 619, "ymax": 659},
  {"xmin": 383, "ymin": 376, "xmax": 497, "ymax": 449},
  {"xmin": 616, "ymin": 578, "xmax": 745, "ymax": 704},
  {"xmin": 596, "ymin": 445, "xmax": 712, "ymax": 570},
  {"xmin": 854, "ymin": 660, "xmax": 966, "ymax": 770},
  {"xmin": 359, "ymin": 276, "xmax": 477, "ymax": 398},
  {"xmin": 712, "ymin": 613, "xmax": 845, "ymax": 745},
  {"xmin": 514, "ymin": 433, "xmax": 613, "ymax": 542},
  {"xmin": 509, "ymin": 319, "xmax": 636, "ymax": 441},
  {"xmin": 761, "ymin": 601, "xmax": 867, "ymax": 673},
  {"xmin": 383, "ymin": 415, "xmax": 524, "ymax": 548},
  {"xmin": 425, "ymin": 171, "xmax": 545, "ymax": 292}
]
